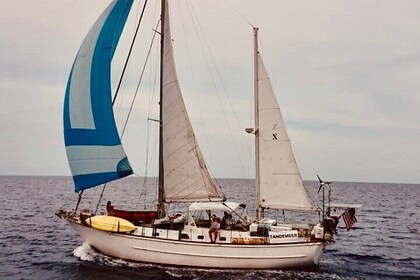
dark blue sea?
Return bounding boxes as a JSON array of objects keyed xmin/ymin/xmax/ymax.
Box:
[{"xmin": 0, "ymin": 176, "xmax": 419, "ymax": 279}]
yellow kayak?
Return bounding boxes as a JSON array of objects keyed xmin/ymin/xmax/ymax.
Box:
[{"xmin": 85, "ymin": 215, "xmax": 136, "ymax": 233}]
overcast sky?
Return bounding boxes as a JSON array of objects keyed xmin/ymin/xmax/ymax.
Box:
[{"xmin": 1, "ymin": 0, "xmax": 419, "ymax": 184}]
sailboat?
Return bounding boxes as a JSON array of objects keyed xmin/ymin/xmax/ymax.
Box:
[{"xmin": 57, "ymin": 0, "xmax": 358, "ymax": 269}]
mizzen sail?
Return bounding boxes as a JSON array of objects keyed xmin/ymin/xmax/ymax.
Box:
[
  {"xmin": 161, "ymin": 0, "xmax": 222, "ymax": 202},
  {"xmin": 64, "ymin": 0, "xmax": 134, "ymax": 192},
  {"xmin": 257, "ymin": 53, "xmax": 313, "ymax": 211}
]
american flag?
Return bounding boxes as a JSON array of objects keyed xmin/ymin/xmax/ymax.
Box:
[{"xmin": 342, "ymin": 208, "xmax": 357, "ymax": 231}]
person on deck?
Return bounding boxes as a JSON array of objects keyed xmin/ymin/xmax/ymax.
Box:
[
  {"xmin": 106, "ymin": 201, "xmax": 114, "ymax": 216},
  {"xmin": 209, "ymin": 214, "xmax": 220, "ymax": 243},
  {"xmin": 324, "ymin": 207, "xmax": 339, "ymax": 234},
  {"xmin": 221, "ymin": 211, "xmax": 229, "ymax": 229}
]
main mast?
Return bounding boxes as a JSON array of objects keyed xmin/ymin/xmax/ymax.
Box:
[
  {"xmin": 253, "ymin": 27, "xmax": 261, "ymax": 222},
  {"xmin": 158, "ymin": 0, "xmax": 166, "ymax": 218}
]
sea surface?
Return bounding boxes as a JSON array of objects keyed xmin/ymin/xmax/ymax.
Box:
[{"xmin": 0, "ymin": 176, "xmax": 419, "ymax": 280}]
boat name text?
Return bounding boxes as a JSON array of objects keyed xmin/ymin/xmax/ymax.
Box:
[{"xmin": 270, "ymin": 232, "xmax": 298, "ymax": 239}]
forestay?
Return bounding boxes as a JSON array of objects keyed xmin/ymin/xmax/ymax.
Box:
[
  {"xmin": 64, "ymin": 0, "xmax": 134, "ymax": 192},
  {"xmin": 161, "ymin": 0, "xmax": 222, "ymax": 202},
  {"xmin": 257, "ymin": 53, "xmax": 313, "ymax": 211}
]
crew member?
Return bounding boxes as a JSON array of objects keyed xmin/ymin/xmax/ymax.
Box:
[
  {"xmin": 106, "ymin": 201, "xmax": 114, "ymax": 216},
  {"xmin": 209, "ymin": 214, "xmax": 220, "ymax": 243}
]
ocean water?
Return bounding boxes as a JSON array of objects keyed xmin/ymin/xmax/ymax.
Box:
[{"xmin": 0, "ymin": 175, "xmax": 419, "ymax": 280}]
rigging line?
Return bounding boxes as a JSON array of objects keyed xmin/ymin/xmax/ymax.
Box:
[
  {"xmin": 191, "ymin": 1, "xmax": 253, "ymax": 163},
  {"xmin": 145, "ymin": 44, "xmax": 160, "ymax": 173},
  {"xmin": 74, "ymin": 190, "xmax": 84, "ymax": 212},
  {"xmin": 149, "ymin": 0, "xmax": 160, "ymax": 116},
  {"xmin": 138, "ymin": 34, "xmax": 160, "ymax": 207},
  {"xmin": 140, "ymin": 21, "xmax": 160, "ymax": 206},
  {"xmin": 112, "ymin": 0, "xmax": 149, "ymax": 106},
  {"xmin": 120, "ymin": 21, "xmax": 159, "ymax": 138},
  {"xmin": 181, "ymin": 5, "xmax": 226, "ymax": 193},
  {"xmin": 138, "ymin": 118, "xmax": 152, "ymax": 208},
  {"xmin": 176, "ymin": 1, "xmax": 213, "ymax": 166},
  {"xmin": 221, "ymin": 0, "xmax": 254, "ymax": 28},
  {"xmin": 95, "ymin": 1, "xmax": 148, "ymax": 211},
  {"xmin": 141, "ymin": 0, "xmax": 160, "ymax": 124},
  {"xmin": 138, "ymin": 118, "xmax": 157, "ymax": 207},
  {"xmin": 187, "ymin": 1, "xmax": 249, "ymax": 177},
  {"xmin": 147, "ymin": 124, "xmax": 159, "ymax": 176},
  {"xmin": 147, "ymin": 27, "xmax": 159, "ymax": 121},
  {"xmin": 94, "ymin": 184, "xmax": 107, "ymax": 215}
]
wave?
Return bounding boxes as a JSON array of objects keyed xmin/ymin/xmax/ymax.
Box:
[
  {"xmin": 335, "ymin": 252, "xmax": 386, "ymax": 261},
  {"xmin": 73, "ymin": 243, "xmax": 97, "ymax": 262},
  {"xmin": 73, "ymin": 243, "xmax": 146, "ymax": 268}
]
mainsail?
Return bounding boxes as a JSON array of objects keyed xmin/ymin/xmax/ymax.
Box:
[
  {"xmin": 64, "ymin": 0, "xmax": 134, "ymax": 192},
  {"xmin": 256, "ymin": 52, "xmax": 313, "ymax": 211},
  {"xmin": 161, "ymin": 0, "xmax": 222, "ymax": 202}
]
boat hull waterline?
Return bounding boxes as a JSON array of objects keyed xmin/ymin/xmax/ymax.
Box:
[{"xmin": 67, "ymin": 219, "xmax": 325, "ymax": 269}]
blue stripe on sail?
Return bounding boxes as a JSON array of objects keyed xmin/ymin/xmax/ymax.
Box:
[
  {"xmin": 64, "ymin": 0, "xmax": 135, "ymax": 192},
  {"xmin": 64, "ymin": 0, "xmax": 134, "ymax": 146},
  {"xmin": 72, "ymin": 156, "xmax": 133, "ymax": 192}
]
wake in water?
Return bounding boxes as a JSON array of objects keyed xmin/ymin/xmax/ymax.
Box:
[
  {"xmin": 71, "ymin": 243, "xmax": 357, "ymax": 280},
  {"xmin": 73, "ymin": 243, "xmax": 146, "ymax": 268},
  {"xmin": 73, "ymin": 243, "xmax": 97, "ymax": 262},
  {"xmin": 72, "ymin": 243, "xmax": 190, "ymax": 279},
  {"xmin": 73, "ymin": 243, "xmax": 150, "ymax": 268}
]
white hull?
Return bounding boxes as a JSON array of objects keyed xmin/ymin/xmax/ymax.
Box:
[{"xmin": 67, "ymin": 219, "xmax": 325, "ymax": 269}]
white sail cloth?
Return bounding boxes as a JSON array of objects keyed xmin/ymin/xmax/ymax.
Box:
[
  {"xmin": 257, "ymin": 53, "xmax": 313, "ymax": 211},
  {"xmin": 161, "ymin": 1, "xmax": 221, "ymax": 202}
]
